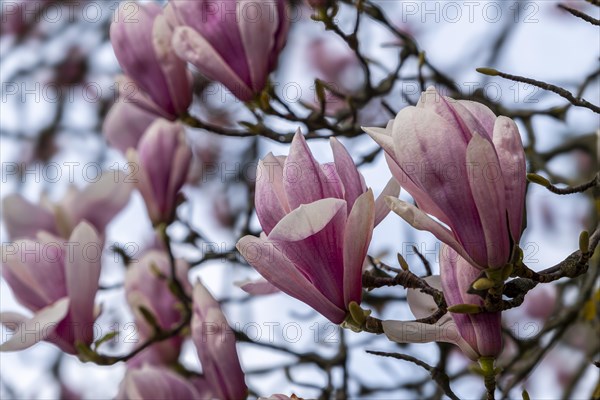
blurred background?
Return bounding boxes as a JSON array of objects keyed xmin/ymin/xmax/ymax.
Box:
[{"xmin": 1, "ymin": 0, "xmax": 599, "ymax": 398}]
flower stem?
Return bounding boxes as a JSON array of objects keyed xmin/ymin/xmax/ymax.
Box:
[{"xmin": 479, "ymin": 357, "xmax": 497, "ymax": 400}]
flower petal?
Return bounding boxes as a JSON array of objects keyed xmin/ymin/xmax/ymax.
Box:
[
  {"xmin": 237, "ymin": 278, "xmax": 280, "ymax": 295},
  {"xmin": 118, "ymin": 365, "xmax": 202, "ymax": 400},
  {"xmin": 456, "ymin": 100, "xmax": 497, "ymax": 137},
  {"xmin": 362, "ymin": 120, "xmax": 395, "ymax": 155},
  {"xmin": 343, "ymin": 189, "xmax": 374, "ymax": 306},
  {"xmin": 416, "ymin": 87, "xmax": 472, "ymax": 142},
  {"xmin": 406, "ymin": 275, "xmax": 441, "ymax": 319},
  {"xmin": 268, "ymin": 198, "xmax": 347, "ymax": 308},
  {"xmin": 268, "ymin": 198, "xmax": 346, "ymax": 242},
  {"xmin": 65, "ymin": 171, "xmax": 132, "ymax": 234},
  {"xmin": 2, "ymin": 194, "xmax": 57, "ymax": 240},
  {"xmin": 373, "ymin": 177, "xmax": 400, "ymax": 226},
  {"xmin": 283, "ymin": 130, "xmax": 343, "ymax": 209},
  {"xmin": 385, "ymin": 197, "xmax": 478, "ymax": 267},
  {"xmin": 493, "ymin": 116, "xmax": 526, "ymax": 243},
  {"xmin": 65, "ymin": 222, "xmax": 102, "ymax": 345},
  {"xmin": 255, "ymin": 154, "xmax": 289, "ymax": 235},
  {"xmin": 382, "ymin": 318, "xmax": 479, "ymax": 361},
  {"xmin": 238, "ymin": 0, "xmax": 278, "ymax": 92},
  {"xmin": 172, "ymin": 26, "xmax": 253, "ymax": 101},
  {"xmin": 466, "ymin": 132, "xmax": 509, "ymax": 268},
  {"xmin": 237, "ymin": 235, "xmax": 346, "ymax": 323},
  {"xmin": 192, "ymin": 281, "xmax": 247, "ymax": 400},
  {"xmin": 103, "ymin": 99, "xmax": 159, "ymax": 154},
  {"xmin": 330, "ymin": 137, "xmax": 365, "ymax": 210},
  {"xmin": 0, "ymin": 298, "xmax": 70, "ymax": 352},
  {"xmin": 152, "ymin": 14, "xmax": 193, "ymax": 115}
]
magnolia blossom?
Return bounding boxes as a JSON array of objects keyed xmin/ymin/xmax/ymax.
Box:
[
  {"xmin": 127, "ymin": 119, "xmax": 192, "ymax": 225},
  {"xmin": 383, "ymin": 255, "xmax": 502, "ymax": 361},
  {"xmin": 118, "ymin": 281, "xmax": 246, "ymax": 399},
  {"xmin": 364, "ymin": 87, "xmax": 526, "ymax": 270},
  {"xmin": 0, "ymin": 222, "xmax": 102, "ymax": 354},
  {"xmin": 169, "ymin": 0, "xmax": 289, "ymax": 101},
  {"xmin": 237, "ymin": 131, "xmax": 390, "ymax": 324},
  {"xmin": 110, "ymin": 2, "xmax": 192, "ymax": 117},
  {"xmin": 2, "ymin": 171, "xmax": 132, "ymax": 240},
  {"xmin": 125, "ymin": 251, "xmax": 192, "ymax": 368}
]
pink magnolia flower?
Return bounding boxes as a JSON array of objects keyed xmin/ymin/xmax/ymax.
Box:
[
  {"xmin": 169, "ymin": 0, "xmax": 289, "ymax": 101},
  {"xmin": 364, "ymin": 87, "xmax": 526, "ymax": 270},
  {"xmin": 110, "ymin": 2, "xmax": 192, "ymax": 117},
  {"xmin": 237, "ymin": 131, "xmax": 385, "ymax": 324},
  {"xmin": 127, "ymin": 119, "xmax": 192, "ymax": 225},
  {"xmin": 2, "ymin": 171, "xmax": 132, "ymax": 240},
  {"xmin": 383, "ymin": 246, "xmax": 502, "ymax": 360},
  {"xmin": 125, "ymin": 251, "xmax": 192, "ymax": 368},
  {"xmin": 191, "ymin": 281, "xmax": 247, "ymax": 399},
  {"xmin": 118, "ymin": 282, "xmax": 246, "ymax": 399},
  {"xmin": 0, "ymin": 222, "xmax": 102, "ymax": 354}
]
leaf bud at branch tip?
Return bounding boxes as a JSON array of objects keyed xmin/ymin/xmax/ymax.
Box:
[
  {"xmin": 476, "ymin": 67, "xmax": 499, "ymax": 76},
  {"xmin": 397, "ymin": 253, "xmax": 409, "ymax": 271},
  {"xmin": 526, "ymin": 173, "xmax": 551, "ymax": 188}
]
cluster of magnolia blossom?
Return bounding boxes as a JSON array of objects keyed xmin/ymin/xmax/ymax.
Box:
[
  {"xmin": 104, "ymin": 0, "xmax": 288, "ymax": 151},
  {"xmin": 1, "ymin": 0, "xmax": 530, "ymax": 398},
  {"xmin": 238, "ymin": 87, "xmax": 526, "ymax": 363}
]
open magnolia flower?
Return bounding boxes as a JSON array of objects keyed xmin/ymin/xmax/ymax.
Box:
[
  {"xmin": 0, "ymin": 222, "xmax": 103, "ymax": 354},
  {"xmin": 383, "ymin": 246, "xmax": 502, "ymax": 361},
  {"xmin": 2, "ymin": 171, "xmax": 132, "ymax": 240},
  {"xmin": 237, "ymin": 131, "xmax": 398, "ymax": 324},
  {"xmin": 364, "ymin": 87, "xmax": 526, "ymax": 270}
]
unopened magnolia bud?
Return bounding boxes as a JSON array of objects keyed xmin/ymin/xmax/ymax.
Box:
[
  {"xmin": 448, "ymin": 304, "xmax": 482, "ymax": 314},
  {"xmin": 526, "ymin": 173, "xmax": 551, "ymax": 188}
]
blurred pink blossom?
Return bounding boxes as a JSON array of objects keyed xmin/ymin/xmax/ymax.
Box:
[
  {"xmin": 1, "ymin": 222, "xmax": 102, "ymax": 354},
  {"xmin": 2, "ymin": 171, "xmax": 132, "ymax": 240}
]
